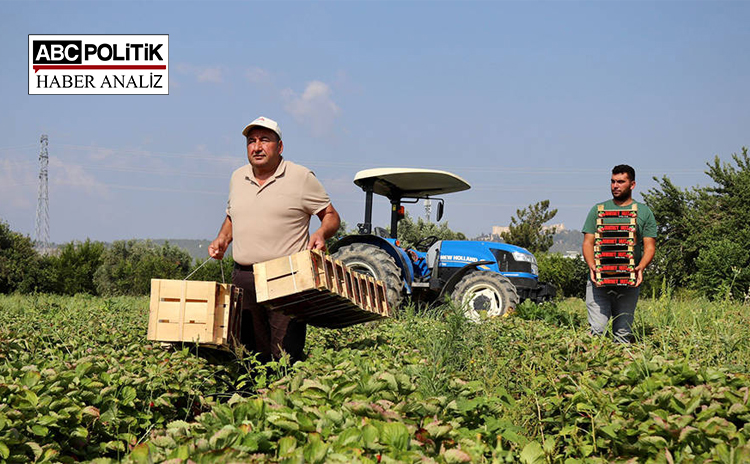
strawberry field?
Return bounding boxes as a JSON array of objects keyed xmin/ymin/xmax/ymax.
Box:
[{"xmin": 1, "ymin": 293, "xmax": 750, "ymax": 463}]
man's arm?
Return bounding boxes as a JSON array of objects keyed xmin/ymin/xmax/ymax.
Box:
[
  {"xmin": 208, "ymin": 216, "xmax": 233, "ymax": 259},
  {"xmin": 635, "ymin": 236, "xmax": 656, "ymax": 287},
  {"xmin": 582, "ymin": 233, "xmax": 599, "ymax": 285},
  {"xmin": 307, "ymin": 204, "xmax": 341, "ymax": 251}
]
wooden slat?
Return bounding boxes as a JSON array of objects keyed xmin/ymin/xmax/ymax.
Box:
[
  {"xmin": 148, "ymin": 279, "xmax": 161, "ymax": 338},
  {"xmin": 349, "ymin": 274, "xmax": 362, "ymax": 307},
  {"xmin": 254, "ymin": 260, "xmax": 269, "ymax": 302},
  {"xmin": 366, "ymin": 276, "xmax": 378, "ymax": 314},
  {"xmin": 213, "ymin": 284, "xmax": 228, "ymax": 345},
  {"xmin": 378, "ymin": 282, "xmax": 390, "ymax": 317},
  {"xmin": 178, "ymin": 281, "xmax": 187, "ymax": 341},
  {"xmin": 333, "ymin": 260, "xmax": 348, "ymax": 299},
  {"xmin": 343, "ymin": 270, "xmax": 355, "ymax": 304},
  {"xmin": 362, "ymin": 274, "xmax": 374, "ymax": 311}
]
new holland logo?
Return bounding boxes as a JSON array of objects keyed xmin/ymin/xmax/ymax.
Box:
[{"xmin": 29, "ymin": 34, "xmax": 169, "ymax": 95}]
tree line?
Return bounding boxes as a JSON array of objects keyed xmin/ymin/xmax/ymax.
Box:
[
  {"xmin": 0, "ymin": 229, "xmax": 233, "ymax": 296},
  {"xmin": 1, "ymin": 147, "xmax": 747, "ymax": 301},
  {"xmin": 642, "ymin": 148, "xmax": 750, "ymax": 301}
]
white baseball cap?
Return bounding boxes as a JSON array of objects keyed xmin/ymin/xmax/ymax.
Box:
[{"xmin": 241, "ymin": 116, "xmax": 282, "ymax": 140}]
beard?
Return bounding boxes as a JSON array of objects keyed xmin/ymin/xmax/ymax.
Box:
[{"xmin": 612, "ymin": 189, "xmax": 632, "ymax": 201}]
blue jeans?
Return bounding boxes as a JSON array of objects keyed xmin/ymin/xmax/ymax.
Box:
[{"xmin": 585, "ymin": 280, "xmax": 640, "ymax": 343}]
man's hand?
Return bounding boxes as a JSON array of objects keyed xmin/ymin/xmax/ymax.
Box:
[
  {"xmin": 307, "ymin": 231, "xmax": 327, "ymax": 251},
  {"xmin": 209, "ymin": 216, "xmax": 233, "ymax": 260},
  {"xmin": 582, "ymin": 233, "xmax": 601, "ymax": 287},
  {"xmin": 307, "ymin": 204, "xmax": 340, "ymax": 251},
  {"xmin": 589, "ymin": 267, "xmax": 602, "ymax": 287},
  {"xmin": 208, "ymin": 237, "xmax": 229, "ymax": 259},
  {"xmin": 634, "ymin": 265, "xmax": 644, "ymax": 287},
  {"xmin": 635, "ymin": 237, "xmax": 655, "ymax": 287}
]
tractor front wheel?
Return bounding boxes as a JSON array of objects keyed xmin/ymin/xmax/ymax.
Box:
[
  {"xmin": 332, "ymin": 243, "xmax": 404, "ymax": 311},
  {"xmin": 451, "ymin": 272, "xmax": 519, "ymax": 322}
]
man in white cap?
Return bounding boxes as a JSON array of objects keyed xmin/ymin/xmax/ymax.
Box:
[{"xmin": 208, "ymin": 116, "xmax": 340, "ymax": 362}]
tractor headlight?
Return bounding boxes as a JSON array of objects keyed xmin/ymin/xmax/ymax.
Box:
[
  {"xmin": 512, "ymin": 251, "xmax": 533, "ymax": 263},
  {"xmin": 512, "ymin": 251, "xmax": 538, "ymax": 275}
]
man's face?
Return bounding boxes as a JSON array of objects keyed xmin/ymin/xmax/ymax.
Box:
[
  {"xmin": 610, "ymin": 172, "xmax": 635, "ymax": 201},
  {"xmin": 246, "ymin": 127, "xmax": 283, "ymax": 171}
]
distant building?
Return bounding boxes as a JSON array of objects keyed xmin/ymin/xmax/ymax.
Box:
[
  {"xmin": 492, "ymin": 225, "xmax": 509, "ymax": 236},
  {"xmin": 474, "ymin": 232, "xmax": 502, "ymax": 242},
  {"xmin": 492, "ymin": 223, "xmax": 565, "ymax": 236},
  {"xmin": 476, "ymin": 224, "xmax": 583, "ymax": 254}
]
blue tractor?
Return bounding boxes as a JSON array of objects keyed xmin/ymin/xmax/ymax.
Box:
[{"xmin": 330, "ymin": 168, "xmax": 555, "ymax": 320}]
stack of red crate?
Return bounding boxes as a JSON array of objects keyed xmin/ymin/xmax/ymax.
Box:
[{"xmin": 594, "ymin": 204, "xmax": 637, "ymax": 286}]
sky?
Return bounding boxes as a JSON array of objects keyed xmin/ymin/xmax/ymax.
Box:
[{"xmin": 1, "ymin": 0, "xmax": 749, "ymax": 247}]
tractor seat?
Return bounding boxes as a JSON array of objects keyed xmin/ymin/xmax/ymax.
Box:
[{"xmin": 425, "ymin": 241, "xmax": 443, "ymax": 270}]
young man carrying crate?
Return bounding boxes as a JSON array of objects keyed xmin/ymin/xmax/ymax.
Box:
[{"xmin": 581, "ymin": 165, "xmax": 657, "ymax": 343}]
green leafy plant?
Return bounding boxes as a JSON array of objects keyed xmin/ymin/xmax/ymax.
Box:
[
  {"xmin": 94, "ymin": 240, "xmax": 192, "ymax": 296},
  {"xmin": 2, "ymin": 292, "xmax": 750, "ymax": 463},
  {"xmin": 535, "ymin": 252, "xmax": 588, "ymax": 299},
  {"xmin": 692, "ymin": 239, "xmax": 750, "ymax": 301}
]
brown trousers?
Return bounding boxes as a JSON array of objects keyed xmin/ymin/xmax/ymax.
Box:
[{"xmin": 232, "ymin": 267, "xmax": 307, "ymax": 363}]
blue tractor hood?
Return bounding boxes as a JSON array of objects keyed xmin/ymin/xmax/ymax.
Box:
[{"xmin": 436, "ymin": 240, "xmax": 538, "ymax": 279}]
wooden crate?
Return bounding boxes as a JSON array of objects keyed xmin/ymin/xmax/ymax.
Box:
[
  {"xmin": 147, "ymin": 279, "xmax": 242, "ymax": 347},
  {"xmin": 254, "ymin": 250, "xmax": 391, "ymax": 328}
]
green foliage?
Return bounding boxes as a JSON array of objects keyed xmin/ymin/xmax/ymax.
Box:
[
  {"xmin": 2, "ymin": 293, "xmax": 750, "ymax": 462},
  {"xmin": 32, "ymin": 255, "xmax": 60, "ymax": 294},
  {"xmin": 514, "ymin": 299, "xmax": 585, "ymax": 328},
  {"xmin": 501, "ymin": 200, "xmax": 558, "ymax": 254},
  {"xmin": 186, "ymin": 256, "xmax": 235, "ymax": 283},
  {"xmin": 1, "ymin": 221, "xmax": 231, "ymax": 296},
  {"xmin": 0, "ymin": 294, "xmax": 234, "ymax": 462},
  {"xmin": 51, "ymin": 239, "xmax": 105, "ymax": 295},
  {"xmin": 692, "ymin": 239, "xmax": 750, "ymax": 301},
  {"xmin": 643, "ymin": 148, "xmax": 750, "ymax": 299},
  {"xmin": 94, "ymin": 240, "xmax": 192, "ymax": 296},
  {"xmin": 643, "ymin": 174, "xmax": 705, "ymax": 292},
  {"xmin": 535, "ymin": 253, "xmax": 588, "ymax": 299},
  {"xmin": 396, "ymin": 212, "xmax": 466, "ymax": 249},
  {"xmin": 0, "ymin": 220, "xmax": 51, "ymax": 294}
]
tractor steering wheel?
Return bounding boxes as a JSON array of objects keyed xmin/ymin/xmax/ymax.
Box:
[{"xmin": 413, "ymin": 235, "xmax": 439, "ymax": 252}]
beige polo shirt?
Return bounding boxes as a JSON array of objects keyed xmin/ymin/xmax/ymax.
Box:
[{"xmin": 226, "ymin": 158, "xmax": 331, "ymax": 265}]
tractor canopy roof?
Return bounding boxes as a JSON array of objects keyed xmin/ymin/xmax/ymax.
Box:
[{"xmin": 353, "ymin": 168, "xmax": 471, "ymax": 199}]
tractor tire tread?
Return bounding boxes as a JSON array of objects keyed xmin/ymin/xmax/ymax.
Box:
[{"xmin": 332, "ymin": 243, "xmax": 404, "ymax": 310}]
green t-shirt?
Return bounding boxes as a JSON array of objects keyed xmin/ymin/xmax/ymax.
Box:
[{"xmin": 582, "ymin": 199, "xmax": 657, "ymax": 264}]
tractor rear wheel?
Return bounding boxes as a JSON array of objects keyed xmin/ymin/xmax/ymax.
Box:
[
  {"xmin": 451, "ymin": 272, "xmax": 519, "ymax": 322},
  {"xmin": 332, "ymin": 243, "xmax": 404, "ymax": 310}
]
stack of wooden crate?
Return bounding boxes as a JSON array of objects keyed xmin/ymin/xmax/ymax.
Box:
[
  {"xmin": 254, "ymin": 249, "xmax": 391, "ymax": 328},
  {"xmin": 147, "ymin": 279, "xmax": 243, "ymax": 348},
  {"xmin": 594, "ymin": 204, "xmax": 638, "ymax": 286}
]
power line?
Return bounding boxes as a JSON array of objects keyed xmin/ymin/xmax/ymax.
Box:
[
  {"xmin": 0, "ymin": 161, "xmax": 37, "ymax": 168},
  {"xmin": 53, "ymin": 143, "xmax": 709, "ymax": 174},
  {"xmin": 0, "ymin": 144, "xmax": 37, "ymax": 152}
]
